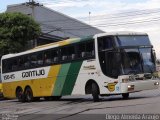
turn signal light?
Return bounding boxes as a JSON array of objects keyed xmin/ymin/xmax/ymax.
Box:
[{"xmin": 122, "ymin": 78, "xmax": 129, "ymax": 83}]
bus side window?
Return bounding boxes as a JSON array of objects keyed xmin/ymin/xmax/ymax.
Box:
[
  {"xmin": 2, "ymin": 60, "xmax": 10, "ymax": 73},
  {"xmin": 86, "ymin": 41, "xmax": 94, "ymax": 57},
  {"xmin": 51, "ymin": 49, "xmax": 59, "ymax": 63},
  {"xmin": 44, "ymin": 50, "xmax": 52, "ymax": 65},
  {"xmin": 61, "ymin": 47, "xmax": 68, "ymax": 61},
  {"xmin": 98, "ymin": 36, "xmax": 114, "ymax": 51},
  {"xmin": 12, "ymin": 59, "xmax": 18, "ymax": 71},
  {"xmin": 68, "ymin": 46, "xmax": 76, "ymax": 60},
  {"xmin": 37, "ymin": 52, "xmax": 44, "ymax": 66},
  {"xmin": 77, "ymin": 43, "xmax": 86, "ymax": 58},
  {"xmin": 2, "ymin": 60, "xmax": 6, "ymax": 73},
  {"xmin": 18, "ymin": 56, "xmax": 26, "ymax": 70},
  {"xmin": 31, "ymin": 54, "xmax": 37, "ymax": 67},
  {"xmin": 24, "ymin": 56, "xmax": 30, "ymax": 68}
]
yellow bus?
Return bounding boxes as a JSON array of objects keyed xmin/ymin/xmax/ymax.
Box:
[{"xmin": 1, "ymin": 32, "xmax": 159, "ymax": 102}]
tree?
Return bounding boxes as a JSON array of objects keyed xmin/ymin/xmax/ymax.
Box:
[{"xmin": 0, "ymin": 12, "xmax": 41, "ymax": 57}]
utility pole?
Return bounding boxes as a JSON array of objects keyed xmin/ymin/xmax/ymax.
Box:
[
  {"xmin": 89, "ymin": 12, "xmax": 91, "ymax": 25},
  {"xmin": 25, "ymin": 0, "xmax": 43, "ymax": 18},
  {"xmin": 24, "ymin": 0, "xmax": 43, "ymax": 47}
]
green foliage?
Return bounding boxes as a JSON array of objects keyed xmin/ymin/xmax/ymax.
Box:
[{"xmin": 0, "ymin": 12, "xmax": 41, "ymax": 57}]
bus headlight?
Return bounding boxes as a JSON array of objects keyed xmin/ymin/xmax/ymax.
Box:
[
  {"xmin": 128, "ymin": 85, "xmax": 134, "ymax": 91},
  {"xmin": 154, "ymin": 82, "xmax": 159, "ymax": 85}
]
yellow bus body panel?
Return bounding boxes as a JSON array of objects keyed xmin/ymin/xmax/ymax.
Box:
[
  {"xmin": 0, "ymin": 83, "xmax": 3, "ymax": 93},
  {"xmin": 2, "ymin": 65, "xmax": 61, "ymax": 98}
]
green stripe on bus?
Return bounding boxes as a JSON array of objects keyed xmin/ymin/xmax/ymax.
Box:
[
  {"xmin": 61, "ymin": 61, "xmax": 83, "ymax": 95},
  {"xmin": 53, "ymin": 63, "xmax": 71, "ymax": 96}
]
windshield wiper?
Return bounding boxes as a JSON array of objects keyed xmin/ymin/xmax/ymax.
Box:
[
  {"xmin": 146, "ymin": 64, "xmax": 154, "ymax": 73},
  {"xmin": 128, "ymin": 70, "xmax": 138, "ymax": 75}
]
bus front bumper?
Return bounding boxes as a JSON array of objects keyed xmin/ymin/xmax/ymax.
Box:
[{"xmin": 121, "ymin": 79, "xmax": 160, "ymax": 93}]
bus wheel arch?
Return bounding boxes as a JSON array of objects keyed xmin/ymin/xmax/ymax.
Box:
[
  {"xmin": 24, "ymin": 86, "xmax": 34, "ymax": 102},
  {"xmin": 85, "ymin": 80, "xmax": 100, "ymax": 102},
  {"xmin": 16, "ymin": 86, "xmax": 25, "ymax": 102},
  {"xmin": 85, "ymin": 80, "xmax": 100, "ymax": 94}
]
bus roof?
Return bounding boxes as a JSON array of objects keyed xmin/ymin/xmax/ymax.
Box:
[
  {"xmin": 94, "ymin": 31, "xmax": 147, "ymax": 38},
  {"xmin": 1, "ymin": 36, "xmax": 93, "ymax": 59},
  {"xmin": 1, "ymin": 31, "xmax": 148, "ymax": 60}
]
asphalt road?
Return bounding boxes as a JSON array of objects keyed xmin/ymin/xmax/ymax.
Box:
[{"xmin": 0, "ymin": 88, "xmax": 160, "ymax": 120}]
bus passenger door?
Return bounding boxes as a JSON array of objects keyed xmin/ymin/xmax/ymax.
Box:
[{"xmin": 105, "ymin": 52, "xmax": 121, "ymax": 79}]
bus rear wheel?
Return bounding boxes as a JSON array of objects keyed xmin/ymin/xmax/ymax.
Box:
[
  {"xmin": 92, "ymin": 83, "xmax": 100, "ymax": 102},
  {"xmin": 122, "ymin": 93, "xmax": 129, "ymax": 99},
  {"xmin": 16, "ymin": 87, "xmax": 25, "ymax": 102},
  {"xmin": 25, "ymin": 87, "xmax": 33, "ymax": 102}
]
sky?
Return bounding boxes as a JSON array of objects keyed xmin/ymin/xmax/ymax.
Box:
[{"xmin": 0, "ymin": 0, "xmax": 160, "ymax": 58}]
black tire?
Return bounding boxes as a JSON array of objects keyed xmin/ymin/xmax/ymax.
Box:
[
  {"xmin": 16, "ymin": 87, "xmax": 25, "ymax": 102},
  {"xmin": 24, "ymin": 87, "xmax": 33, "ymax": 102},
  {"xmin": 44, "ymin": 97, "xmax": 52, "ymax": 101},
  {"xmin": 33, "ymin": 97, "xmax": 40, "ymax": 101},
  {"xmin": 91, "ymin": 83, "xmax": 100, "ymax": 102},
  {"xmin": 122, "ymin": 93, "xmax": 129, "ymax": 99},
  {"xmin": 51, "ymin": 96, "xmax": 62, "ymax": 101}
]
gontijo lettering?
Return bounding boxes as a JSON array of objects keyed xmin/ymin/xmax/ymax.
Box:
[{"xmin": 22, "ymin": 69, "xmax": 45, "ymax": 78}]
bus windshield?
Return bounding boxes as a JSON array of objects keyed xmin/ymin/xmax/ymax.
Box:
[
  {"xmin": 121, "ymin": 49, "xmax": 142, "ymax": 75},
  {"xmin": 116, "ymin": 35, "xmax": 151, "ymax": 46},
  {"xmin": 121, "ymin": 48, "xmax": 155, "ymax": 75},
  {"xmin": 98, "ymin": 35, "xmax": 156, "ymax": 78}
]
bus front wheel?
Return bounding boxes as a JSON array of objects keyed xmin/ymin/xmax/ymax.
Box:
[
  {"xmin": 24, "ymin": 87, "xmax": 33, "ymax": 102},
  {"xmin": 122, "ymin": 93, "xmax": 129, "ymax": 99},
  {"xmin": 92, "ymin": 83, "xmax": 100, "ymax": 102}
]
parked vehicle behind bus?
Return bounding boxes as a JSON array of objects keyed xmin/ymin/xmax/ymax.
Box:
[{"xmin": 1, "ymin": 32, "xmax": 159, "ymax": 102}]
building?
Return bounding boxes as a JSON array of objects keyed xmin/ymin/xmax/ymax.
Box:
[{"xmin": 6, "ymin": 1, "xmax": 104, "ymax": 49}]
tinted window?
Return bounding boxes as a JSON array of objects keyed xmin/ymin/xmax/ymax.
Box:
[
  {"xmin": 51, "ymin": 49, "xmax": 59, "ymax": 63},
  {"xmin": 86, "ymin": 41, "xmax": 94, "ymax": 57},
  {"xmin": 116, "ymin": 35, "xmax": 151, "ymax": 46},
  {"xmin": 77, "ymin": 41, "xmax": 95, "ymax": 58},
  {"xmin": 98, "ymin": 36, "xmax": 114, "ymax": 51},
  {"xmin": 61, "ymin": 47, "xmax": 68, "ymax": 61},
  {"xmin": 30, "ymin": 54, "xmax": 37, "ymax": 67},
  {"xmin": 37, "ymin": 52, "xmax": 44, "ymax": 66},
  {"xmin": 60, "ymin": 46, "xmax": 77, "ymax": 61},
  {"xmin": 68, "ymin": 46, "xmax": 76, "ymax": 60},
  {"xmin": 12, "ymin": 59, "xmax": 18, "ymax": 71},
  {"xmin": 44, "ymin": 50, "xmax": 52, "ymax": 65},
  {"xmin": 105, "ymin": 52, "xmax": 121, "ymax": 78},
  {"xmin": 2, "ymin": 39, "xmax": 95, "ymax": 73},
  {"xmin": 2, "ymin": 60, "xmax": 12, "ymax": 73},
  {"xmin": 18, "ymin": 56, "xmax": 25, "ymax": 70},
  {"xmin": 24, "ymin": 56, "xmax": 31, "ymax": 68}
]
